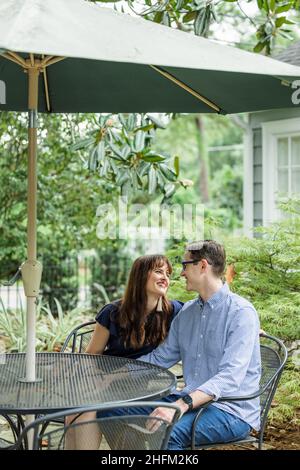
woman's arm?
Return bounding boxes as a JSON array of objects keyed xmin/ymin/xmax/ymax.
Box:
[{"xmin": 85, "ymin": 323, "xmax": 110, "ymax": 354}]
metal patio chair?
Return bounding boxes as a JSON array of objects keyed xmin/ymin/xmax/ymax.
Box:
[
  {"xmin": 61, "ymin": 320, "xmax": 96, "ymax": 353},
  {"xmin": 189, "ymin": 334, "xmax": 288, "ymax": 450},
  {"xmin": 0, "ymin": 414, "xmax": 25, "ymax": 450},
  {"xmin": 11, "ymin": 402, "xmax": 180, "ymax": 450}
]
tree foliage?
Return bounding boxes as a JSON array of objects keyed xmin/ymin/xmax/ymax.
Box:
[
  {"xmin": 167, "ymin": 197, "xmax": 300, "ymax": 340},
  {"xmin": 71, "ymin": 113, "xmax": 181, "ymax": 201},
  {"xmin": 91, "ymin": 0, "xmax": 300, "ymax": 55}
]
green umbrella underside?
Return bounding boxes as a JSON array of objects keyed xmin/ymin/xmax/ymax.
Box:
[{"xmin": 1, "ymin": 56, "xmax": 300, "ymax": 114}]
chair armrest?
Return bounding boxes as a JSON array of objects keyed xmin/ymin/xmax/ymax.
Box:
[
  {"xmin": 191, "ymin": 400, "xmax": 214, "ymax": 449},
  {"xmin": 190, "ymin": 389, "xmax": 264, "ymax": 449}
]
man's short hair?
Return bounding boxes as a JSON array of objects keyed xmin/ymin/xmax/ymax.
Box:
[{"xmin": 186, "ymin": 240, "xmax": 226, "ymax": 277}]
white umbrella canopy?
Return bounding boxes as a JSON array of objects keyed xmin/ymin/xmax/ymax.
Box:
[
  {"xmin": 0, "ymin": 0, "xmax": 300, "ymax": 383},
  {"xmin": 0, "ymin": 0, "xmax": 300, "ymax": 114}
]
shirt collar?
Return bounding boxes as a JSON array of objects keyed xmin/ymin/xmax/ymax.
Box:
[{"xmin": 198, "ymin": 282, "xmax": 230, "ymax": 309}]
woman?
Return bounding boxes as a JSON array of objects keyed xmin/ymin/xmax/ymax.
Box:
[
  {"xmin": 65, "ymin": 254, "xmax": 183, "ymax": 449},
  {"xmin": 86, "ymin": 254, "xmax": 183, "ymax": 358}
]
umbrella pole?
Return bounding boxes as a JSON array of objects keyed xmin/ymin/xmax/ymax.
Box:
[{"xmin": 19, "ymin": 61, "xmax": 42, "ymax": 383}]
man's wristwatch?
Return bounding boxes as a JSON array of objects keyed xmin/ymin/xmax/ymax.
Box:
[{"xmin": 181, "ymin": 394, "xmax": 193, "ymax": 411}]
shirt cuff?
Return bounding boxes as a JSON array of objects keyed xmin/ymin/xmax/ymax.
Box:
[{"xmin": 197, "ymin": 382, "xmax": 221, "ymax": 401}]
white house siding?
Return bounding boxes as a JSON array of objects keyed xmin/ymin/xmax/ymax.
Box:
[{"xmin": 246, "ymin": 108, "xmax": 300, "ymax": 233}]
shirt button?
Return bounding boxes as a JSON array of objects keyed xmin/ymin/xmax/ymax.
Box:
[
  {"xmin": 211, "ymin": 305, "xmax": 214, "ymax": 309},
  {"xmin": 198, "ymin": 354, "xmax": 201, "ymax": 357},
  {"xmin": 195, "ymin": 373, "xmax": 198, "ymax": 377},
  {"xmin": 200, "ymin": 334, "xmax": 203, "ymax": 338},
  {"xmin": 203, "ymin": 315, "xmax": 206, "ymax": 319}
]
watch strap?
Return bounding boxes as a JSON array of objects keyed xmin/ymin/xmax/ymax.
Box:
[{"xmin": 181, "ymin": 394, "xmax": 193, "ymax": 411}]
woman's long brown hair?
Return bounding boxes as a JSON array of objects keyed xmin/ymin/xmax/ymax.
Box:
[{"xmin": 118, "ymin": 255, "xmax": 173, "ymax": 349}]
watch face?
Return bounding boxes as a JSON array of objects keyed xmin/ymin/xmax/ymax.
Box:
[{"xmin": 182, "ymin": 395, "xmax": 193, "ymax": 409}]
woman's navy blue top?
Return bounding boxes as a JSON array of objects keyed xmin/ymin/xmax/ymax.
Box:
[{"xmin": 95, "ymin": 300, "xmax": 184, "ymax": 359}]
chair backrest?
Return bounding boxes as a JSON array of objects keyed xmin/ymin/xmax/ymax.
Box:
[
  {"xmin": 0, "ymin": 414, "xmax": 23, "ymax": 449},
  {"xmin": 61, "ymin": 301, "xmax": 120, "ymax": 353},
  {"xmin": 15, "ymin": 402, "xmax": 181, "ymax": 451},
  {"xmin": 258, "ymin": 334, "xmax": 288, "ymax": 440},
  {"xmin": 61, "ymin": 321, "xmax": 96, "ymax": 353}
]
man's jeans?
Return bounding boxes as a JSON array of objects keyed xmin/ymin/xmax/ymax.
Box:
[{"xmin": 98, "ymin": 394, "xmax": 251, "ymax": 450}]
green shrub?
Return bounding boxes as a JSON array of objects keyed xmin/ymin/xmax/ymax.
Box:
[
  {"xmin": 0, "ymin": 296, "xmax": 93, "ymax": 352},
  {"xmin": 166, "ymin": 197, "xmax": 300, "ymax": 425}
]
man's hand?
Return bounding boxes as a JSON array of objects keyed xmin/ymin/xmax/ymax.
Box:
[{"xmin": 146, "ymin": 406, "xmax": 177, "ymax": 432}]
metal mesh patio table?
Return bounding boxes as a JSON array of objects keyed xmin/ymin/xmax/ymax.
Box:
[{"xmin": 0, "ymin": 353, "xmax": 176, "ymax": 414}]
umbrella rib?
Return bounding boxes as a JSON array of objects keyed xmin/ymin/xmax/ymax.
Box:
[
  {"xmin": 150, "ymin": 65, "xmax": 221, "ymax": 113},
  {"xmin": 40, "ymin": 56, "xmax": 55, "ymax": 68},
  {"xmin": 42, "ymin": 56, "xmax": 66, "ymax": 112},
  {"xmin": 44, "ymin": 56, "xmax": 66, "ymax": 67},
  {"xmin": 3, "ymin": 51, "xmax": 26, "ymax": 68},
  {"xmin": 7, "ymin": 51, "xmax": 27, "ymax": 67},
  {"xmin": 1, "ymin": 52, "xmax": 62, "ymax": 112},
  {"xmin": 42, "ymin": 61, "xmax": 51, "ymax": 112}
]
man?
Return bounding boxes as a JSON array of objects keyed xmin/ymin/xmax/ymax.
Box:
[{"xmin": 139, "ymin": 240, "xmax": 261, "ymax": 450}]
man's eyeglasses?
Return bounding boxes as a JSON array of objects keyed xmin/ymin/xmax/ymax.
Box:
[
  {"xmin": 181, "ymin": 260, "xmax": 200, "ymax": 271},
  {"xmin": 181, "ymin": 259, "xmax": 212, "ymax": 271}
]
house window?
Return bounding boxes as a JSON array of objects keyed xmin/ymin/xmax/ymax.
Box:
[
  {"xmin": 277, "ymin": 135, "xmax": 300, "ymax": 195},
  {"xmin": 262, "ymin": 118, "xmax": 300, "ymax": 225}
]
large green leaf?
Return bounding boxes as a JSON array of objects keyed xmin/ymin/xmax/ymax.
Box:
[
  {"xmin": 148, "ymin": 166, "xmax": 157, "ymax": 194},
  {"xmin": 109, "ymin": 143, "xmax": 126, "ymax": 160},
  {"xmin": 116, "ymin": 171, "xmax": 130, "ymax": 186},
  {"xmin": 70, "ymin": 137, "xmax": 94, "ymax": 151},
  {"xmin": 162, "ymin": 11, "xmax": 171, "ymax": 26},
  {"xmin": 109, "ymin": 153, "xmax": 125, "ymax": 162},
  {"xmin": 141, "ymin": 152, "xmax": 167, "ymax": 163},
  {"xmin": 164, "ymin": 183, "xmax": 176, "ymax": 198},
  {"xmin": 118, "ymin": 113, "xmax": 127, "ymax": 129},
  {"xmin": 254, "ymin": 41, "xmax": 267, "ymax": 53},
  {"xmin": 138, "ymin": 161, "xmax": 151, "ymax": 177},
  {"xmin": 153, "ymin": 11, "xmax": 163, "ymax": 23},
  {"xmin": 275, "ymin": 3, "xmax": 293, "ymax": 14},
  {"xmin": 176, "ymin": 0, "xmax": 185, "ymax": 10},
  {"xmin": 109, "ymin": 158, "xmax": 118, "ymax": 175},
  {"xmin": 98, "ymin": 158, "xmax": 110, "ymax": 177},
  {"xmin": 136, "ymin": 169, "xmax": 144, "ymax": 186},
  {"xmin": 182, "ymin": 11, "xmax": 197, "ymax": 23},
  {"xmin": 148, "ymin": 114, "xmax": 169, "ymax": 129},
  {"xmin": 88, "ymin": 147, "xmax": 98, "ymax": 171},
  {"xmin": 121, "ymin": 179, "xmax": 133, "ymax": 197},
  {"xmin": 156, "ymin": 168, "xmax": 166, "ymax": 188},
  {"xmin": 108, "ymin": 127, "xmax": 123, "ymax": 144},
  {"xmin": 159, "ymin": 164, "xmax": 177, "ymax": 182},
  {"xmin": 133, "ymin": 130, "xmax": 146, "ymax": 153},
  {"xmin": 269, "ymin": 0, "xmax": 276, "ymax": 12},
  {"xmin": 275, "ymin": 16, "xmax": 288, "ymax": 27},
  {"xmin": 194, "ymin": 8, "xmax": 207, "ymax": 36},
  {"xmin": 121, "ymin": 144, "xmax": 131, "ymax": 160},
  {"xmin": 127, "ymin": 114, "xmax": 137, "ymax": 132},
  {"xmin": 174, "ymin": 156, "xmax": 180, "ymax": 177},
  {"xmin": 97, "ymin": 141, "xmax": 106, "ymax": 162}
]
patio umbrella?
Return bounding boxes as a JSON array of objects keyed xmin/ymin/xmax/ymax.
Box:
[{"xmin": 1, "ymin": 0, "xmax": 300, "ymax": 383}]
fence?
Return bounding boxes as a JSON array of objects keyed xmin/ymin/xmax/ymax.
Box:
[{"xmin": 0, "ymin": 254, "xmax": 132, "ymax": 314}]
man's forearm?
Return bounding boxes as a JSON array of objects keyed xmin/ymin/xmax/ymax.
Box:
[{"xmin": 176, "ymin": 390, "xmax": 214, "ymax": 415}]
